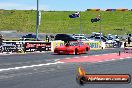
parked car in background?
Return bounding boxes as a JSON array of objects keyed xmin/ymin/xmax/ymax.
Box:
[
  {"xmin": 72, "ymin": 34, "xmax": 89, "ymax": 41},
  {"xmin": 54, "ymin": 41, "xmax": 90, "ymax": 55},
  {"xmin": 55, "ymin": 34, "xmax": 77, "ymax": 43},
  {"xmin": 89, "ymin": 36, "xmax": 107, "ymax": 42},
  {"xmin": 91, "ymin": 32, "xmax": 103, "ymax": 37},
  {"xmin": 89, "ymin": 35, "xmax": 116, "ymax": 43},
  {"xmin": 107, "ymin": 34, "xmax": 120, "ymax": 42},
  {"xmin": 22, "ymin": 34, "xmax": 36, "ymax": 38}
]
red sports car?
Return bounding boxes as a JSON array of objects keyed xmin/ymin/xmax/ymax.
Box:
[{"xmin": 54, "ymin": 41, "xmax": 90, "ymax": 55}]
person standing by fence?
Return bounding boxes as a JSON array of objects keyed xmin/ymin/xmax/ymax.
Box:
[
  {"xmin": 0, "ymin": 34, "xmax": 3, "ymax": 52},
  {"xmin": 128, "ymin": 34, "xmax": 131, "ymax": 44}
]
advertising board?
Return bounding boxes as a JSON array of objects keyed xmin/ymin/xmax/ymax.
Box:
[
  {"xmin": 24, "ymin": 42, "xmax": 51, "ymax": 52},
  {"xmin": 83, "ymin": 41, "xmax": 102, "ymax": 50}
]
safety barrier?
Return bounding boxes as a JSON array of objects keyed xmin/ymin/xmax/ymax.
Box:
[
  {"xmin": 51, "ymin": 40, "xmax": 64, "ymax": 51},
  {"xmin": 0, "ymin": 40, "xmax": 125, "ymax": 53},
  {"xmin": 1, "ymin": 41, "xmax": 23, "ymax": 53},
  {"xmin": 0, "ymin": 40, "xmax": 64, "ymax": 53},
  {"xmin": 86, "ymin": 9, "xmax": 100, "ymax": 11},
  {"xmin": 106, "ymin": 9, "xmax": 128, "ymax": 11},
  {"xmin": 105, "ymin": 42, "xmax": 122, "ymax": 48},
  {"xmin": 84, "ymin": 41, "xmax": 122, "ymax": 50},
  {"xmin": 124, "ymin": 47, "xmax": 132, "ymax": 53},
  {"xmin": 83, "ymin": 41, "xmax": 102, "ymax": 50},
  {"xmin": 83, "ymin": 41, "xmax": 122, "ymax": 50},
  {"xmin": 24, "ymin": 41, "xmax": 51, "ymax": 52}
]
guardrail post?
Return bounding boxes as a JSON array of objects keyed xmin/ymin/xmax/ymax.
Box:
[{"xmin": 119, "ymin": 51, "xmax": 121, "ymax": 56}]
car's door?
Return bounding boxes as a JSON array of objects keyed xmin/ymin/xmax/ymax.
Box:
[{"xmin": 78, "ymin": 42, "xmax": 85, "ymax": 53}]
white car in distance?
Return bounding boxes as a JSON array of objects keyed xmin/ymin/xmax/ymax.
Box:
[{"xmin": 72, "ymin": 34, "xmax": 92, "ymax": 41}]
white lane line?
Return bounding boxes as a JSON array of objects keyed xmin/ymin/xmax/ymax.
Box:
[
  {"xmin": 54, "ymin": 59, "xmax": 60, "ymax": 61},
  {"xmin": 126, "ymin": 57, "xmax": 131, "ymax": 58},
  {"xmin": 93, "ymin": 57, "xmax": 132, "ymax": 64},
  {"xmin": 82, "ymin": 56, "xmax": 88, "ymax": 58},
  {"xmin": 0, "ymin": 61, "xmax": 64, "ymax": 72},
  {"xmin": 120, "ymin": 58, "xmax": 124, "ymax": 60},
  {"xmin": 102, "ymin": 54, "xmax": 108, "ymax": 55},
  {"xmin": 65, "ymin": 58, "xmax": 70, "ymax": 59},
  {"xmin": 94, "ymin": 55, "xmax": 99, "ymax": 56},
  {"xmin": 105, "ymin": 59, "xmax": 110, "ymax": 62},
  {"xmin": 98, "ymin": 61, "xmax": 103, "ymax": 63},
  {"xmin": 91, "ymin": 53, "xmax": 118, "ymax": 57},
  {"xmin": 111, "ymin": 59, "xmax": 116, "ymax": 61},
  {"xmin": 74, "ymin": 57, "xmax": 79, "ymax": 58}
]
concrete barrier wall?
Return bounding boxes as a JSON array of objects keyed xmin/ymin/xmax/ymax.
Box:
[
  {"xmin": 1, "ymin": 40, "xmax": 65, "ymax": 52},
  {"xmin": 51, "ymin": 41, "xmax": 64, "ymax": 51},
  {"xmin": 83, "ymin": 41, "xmax": 102, "ymax": 50},
  {"xmin": 124, "ymin": 47, "xmax": 132, "ymax": 53}
]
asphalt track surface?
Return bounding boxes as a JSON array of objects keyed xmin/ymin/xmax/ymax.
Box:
[
  {"xmin": 0, "ymin": 48, "xmax": 132, "ymax": 88},
  {"xmin": 0, "ymin": 48, "xmax": 123, "ymax": 69}
]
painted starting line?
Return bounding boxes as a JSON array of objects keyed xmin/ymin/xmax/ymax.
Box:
[
  {"xmin": 59, "ymin": 53, "xmax": 132, "ymax": 63},
  {"xmin": 0, "ymin": 53, "xmax": 131, "ymax": 72}
]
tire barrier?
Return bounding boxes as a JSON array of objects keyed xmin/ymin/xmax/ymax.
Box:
[
  {"xmin": 106, "ymin": 9, "xmax": 128, "ymax": 11},
  {"xmin": 124, "ymin": 48, "xmax": 132, "ymax": 53},
  {"xmin": 106, "ymin": 9, "xmax": 116, "ymax": 11},
  {"xmin": 86, "ymin": 9, "xmax": 129, "ymax": 11},
  {"xmin": 86, "ymin": 9, "xmax": 100, "ymax": 11}
]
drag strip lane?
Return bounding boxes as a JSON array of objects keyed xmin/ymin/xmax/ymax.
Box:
[
  {"xmin": 0, "ymin": 48, "xmax": 123, "ymax": 69},
  {"xmin": 60, "ymin": 53, "xmax": 132, "ymax": 63},
  {"xmin": 0, "ymin": 58, "xmax": 132, "ymax": 88}
]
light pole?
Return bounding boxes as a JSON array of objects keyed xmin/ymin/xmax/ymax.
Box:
[
  {"xmin": 99, "ymin": 13, "xmax": 102, "ymax": 42},
  {"xmin": 79, "ymin": 12, "xmax": 82, "ymax": 34},
  {"xmin": 36, "ymin": 0, "xmax": 39, "ymax": 40}
]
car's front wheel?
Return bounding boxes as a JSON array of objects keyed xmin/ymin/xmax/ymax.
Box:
[{"xmin": 86, "ymin": 47, "xmax": 89, "ymax": 51}]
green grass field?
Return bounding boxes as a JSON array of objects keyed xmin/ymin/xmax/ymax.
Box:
[{"xmin": 0, "ymin": 10, "xmax": 132, "ymax": 34}]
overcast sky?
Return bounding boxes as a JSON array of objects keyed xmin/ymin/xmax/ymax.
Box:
[{"xmin": 0, "ymin": 0, "xmax": 131, "ymax": 11}]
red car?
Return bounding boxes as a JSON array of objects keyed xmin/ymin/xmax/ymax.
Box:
[{"xmin": 54, "ymin": 41, "xmax": 90, "ymax": 55}]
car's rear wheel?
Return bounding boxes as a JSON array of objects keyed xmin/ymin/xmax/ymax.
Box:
[
  {"xmin": 74, "ymin": 49, "xmax": 78, "ymax": 55},
  {"xmin": 84, "ymin": 47, "xmax": 89, "ymax": 54}
]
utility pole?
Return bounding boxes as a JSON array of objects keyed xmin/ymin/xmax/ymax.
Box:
[{"xmin": 36, "ymin": 0, "xmax": 39, "ymax": 40}]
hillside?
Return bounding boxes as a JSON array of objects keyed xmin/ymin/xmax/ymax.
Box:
[{"xmin": 0, "ymin": 10, "xmax": 132, "ymax": 34}]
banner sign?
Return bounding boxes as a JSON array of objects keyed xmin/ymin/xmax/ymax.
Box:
[
  {"xmin": 2, "ymin": 42, "xmax": 18, "ymax": 52},
  {"xmin": 24, "ymin": 42, "xmax": 51, "ymax": 52},
  {"xmin": 51, "ymin": 41, "xmax": 64, "ymax": 51},
  {"xmin": 105, "ymin": 42, "xmax": 122, "ymax": 48},
  {"xmin": 76, "ymin": 67, "xmax": 131, "ymax": 85},
  {"xmin": 84, "ymin": 41, "xmax": 101, "ymax": 50}
]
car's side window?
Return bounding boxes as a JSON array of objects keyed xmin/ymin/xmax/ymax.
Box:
[{"xmin": 79, "ymin": 42, "xmax": 84, "ymax": 46}]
